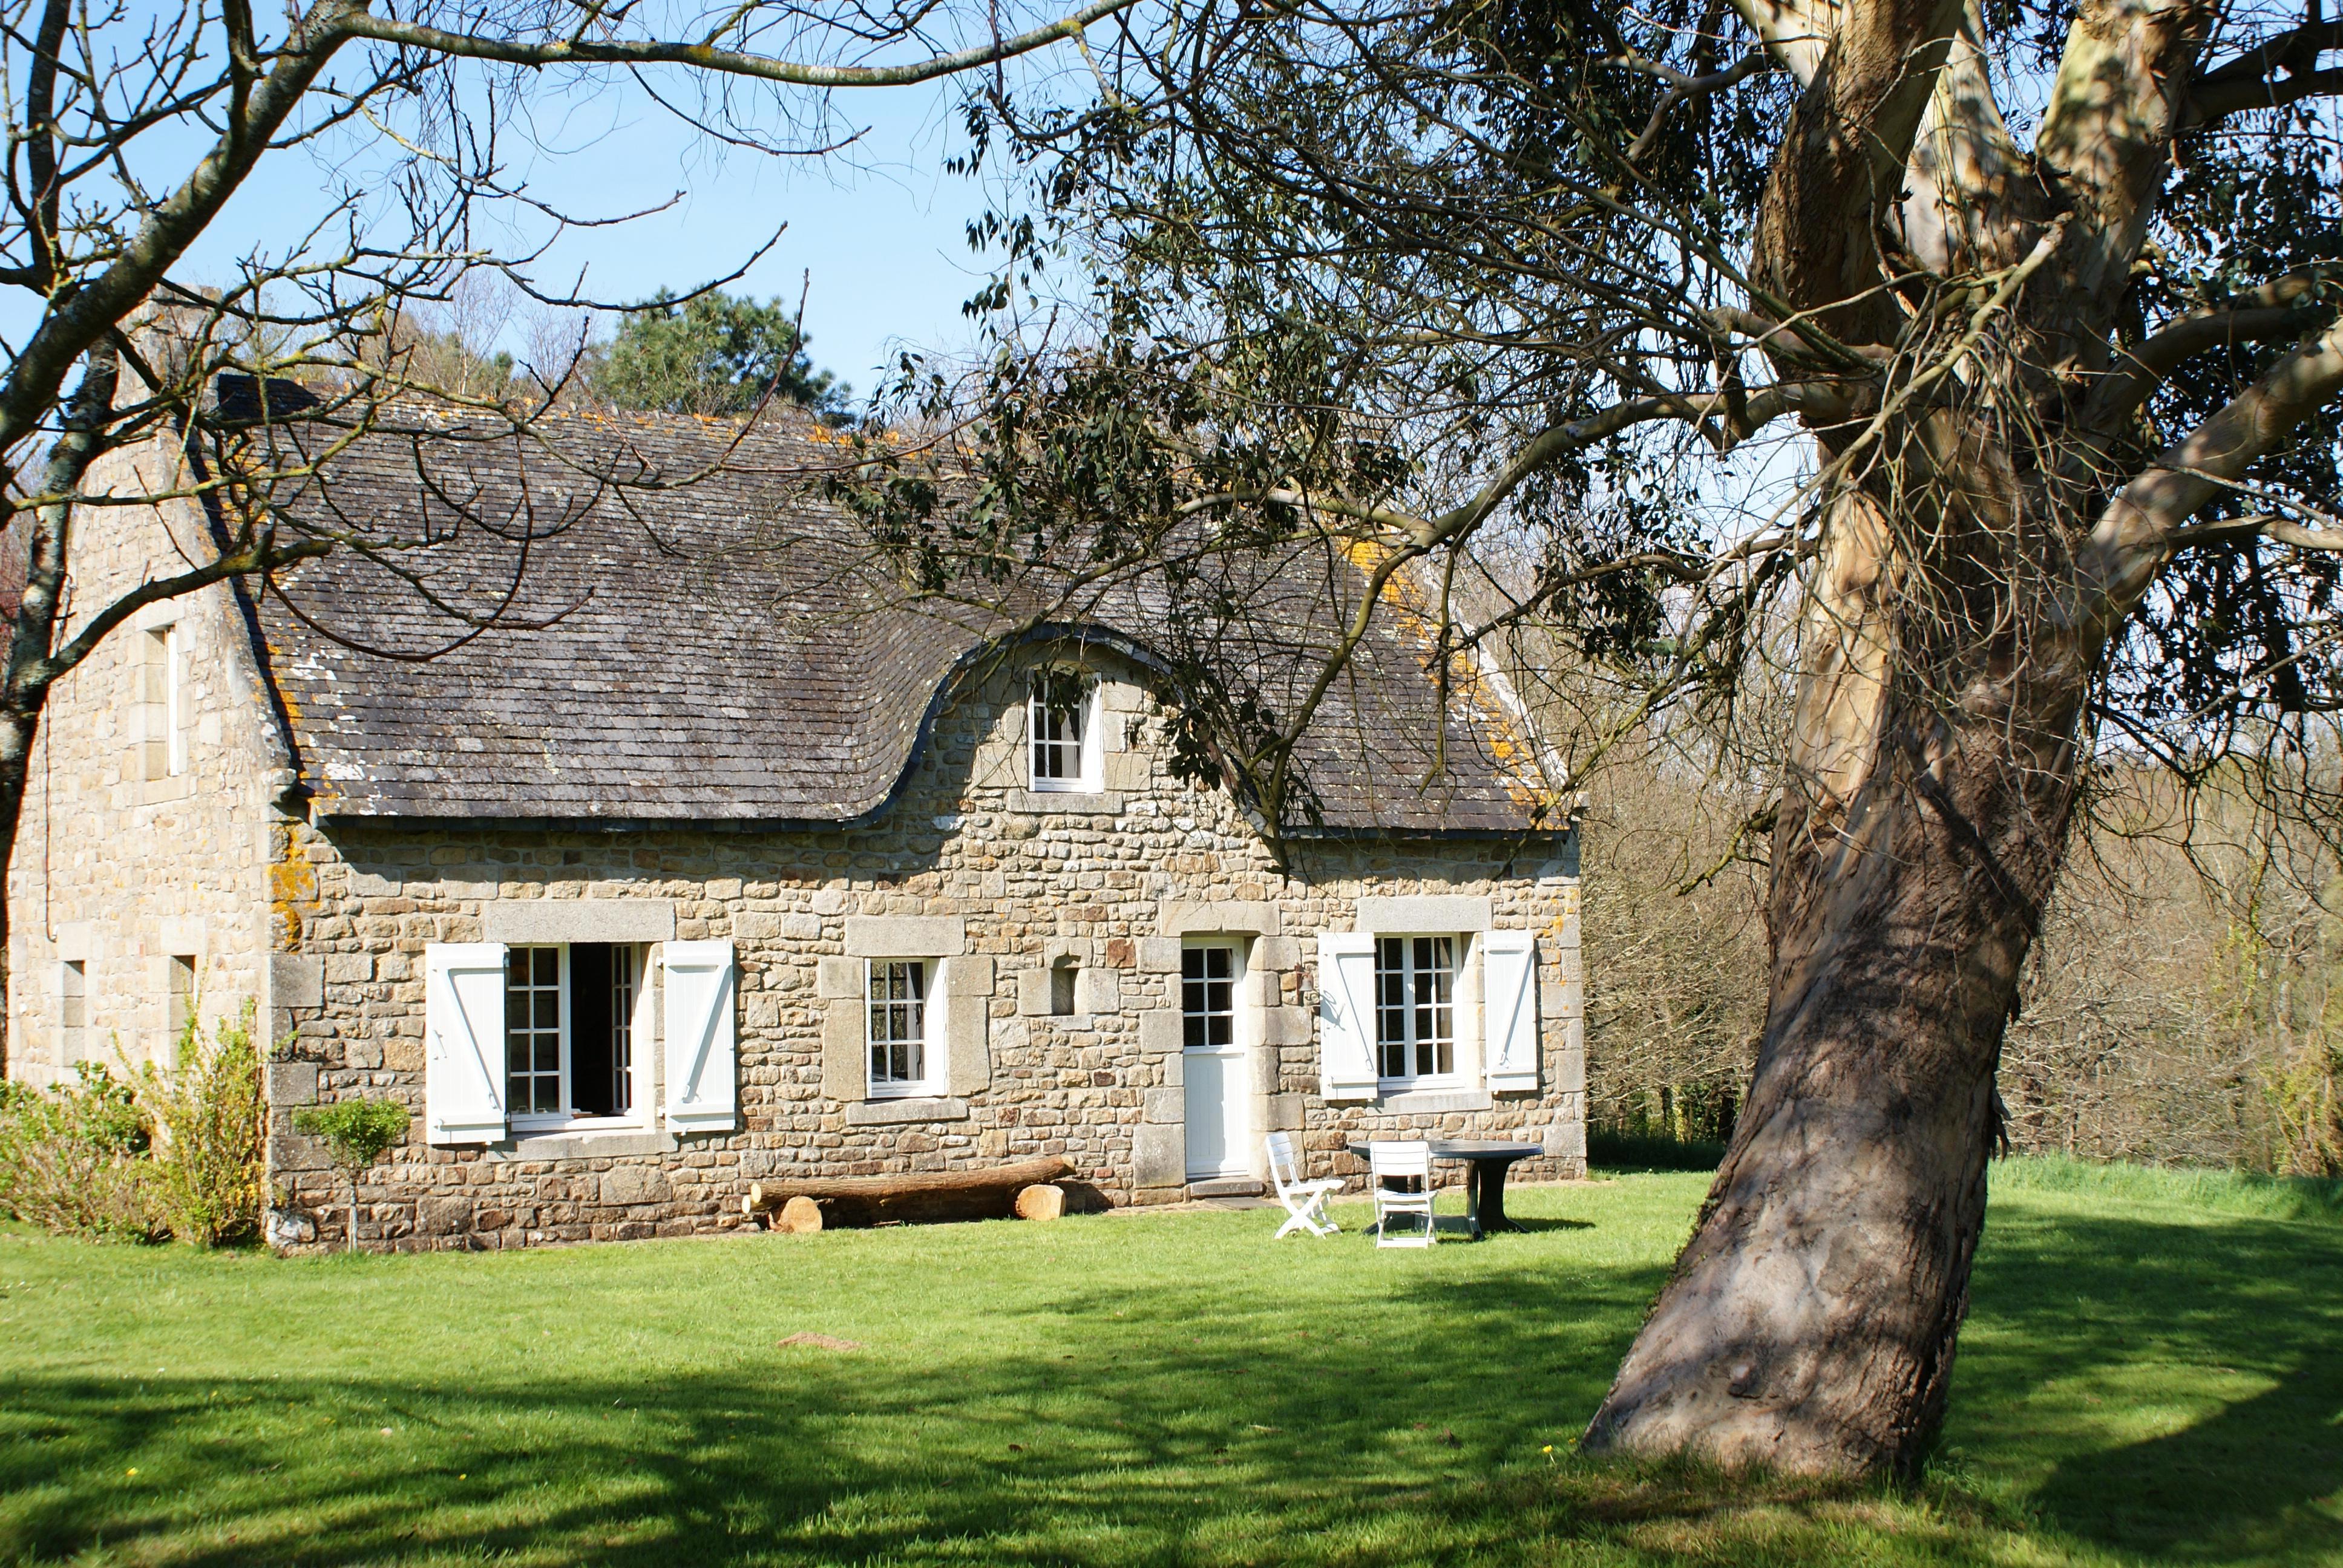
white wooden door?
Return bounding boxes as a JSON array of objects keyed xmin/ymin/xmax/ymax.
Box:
[{"xmin": 1181, "ymin": 942, "xmax": 1250, "ymax": 1179}]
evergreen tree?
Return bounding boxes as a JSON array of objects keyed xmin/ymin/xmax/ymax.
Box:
[{"xmin": 589, "ymin": 290, "xmax": 850, "ymax": 421}]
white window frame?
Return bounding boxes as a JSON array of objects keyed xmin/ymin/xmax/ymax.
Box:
[
  {"xmin": 1027, "ymin": 668, "xmax": 1103, "ymax": 793},
  {"xmin": 1374, "ymin": 933, "xmax": 1461, "ymax": 1092},
  {"xmin": 866, "ymin": 958, "xmax": 940, "ymax": 1098},
  {"xmin": 506, "ymin": 941, "xmax": 655, "ymax": 1133},
  {"xmin": 1182, "ymin": 941, "xmax": 1243, "ymax": 1053}
]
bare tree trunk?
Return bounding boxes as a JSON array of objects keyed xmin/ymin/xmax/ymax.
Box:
[{"xmin": 1585, "ymin": 688, "xmax": 2077, "ymax": 1472}]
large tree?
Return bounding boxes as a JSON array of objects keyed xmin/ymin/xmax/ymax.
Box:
[{"xmin": 853, "ymin": 0, "xmax": 2343, "ymax": 1478}]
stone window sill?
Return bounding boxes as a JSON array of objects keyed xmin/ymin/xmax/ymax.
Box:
[
  {"xmin": 1374, "ymin": 1089, "xmax": 1495, "ymax": 1116},
  {"xmin": 496, "ymin": 1126, "xmax": 678, "ymax": 1160},
  {"xmin": 1008, "ymin": 789, "xmax": 1122, "ymax": 815},
  {"xmin": 845, "ymin": 1096, "xmax": 971, "ymax": 1126}
]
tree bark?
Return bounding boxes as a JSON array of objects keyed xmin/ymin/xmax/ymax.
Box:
[{"xmin": 1583, "ymin": 680, "xmax": 2077, "ymax": 1474}]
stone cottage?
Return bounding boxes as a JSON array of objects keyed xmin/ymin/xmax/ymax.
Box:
[{"xmin": 5, "ymin": 394, "xmax": 1585, "ymax": 1249}]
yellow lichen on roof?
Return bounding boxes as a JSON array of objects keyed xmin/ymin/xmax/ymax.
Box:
[{"xmin": 1341, "ymin": 537, "xmax": 1566, "ymax": 826}]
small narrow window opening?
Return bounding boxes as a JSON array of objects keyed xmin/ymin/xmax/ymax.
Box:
[
  {"xmin": 164, "ymin": 624, "xmax": 187, "ymax": 776},
  {"xmin": 867, "ymin": 960, "xmax": 929, "ymax": 1094},
  {"xmin": 1050, "ymin": 960, "xmax": 1080, "ymax": 1018},
  {"xmin": 166, "ymin": 953, "xmax": 195, "ymax": 1045},
  {"xmin": 58, "ymin": 960, "xmax": 85, "ymax": 1068}
]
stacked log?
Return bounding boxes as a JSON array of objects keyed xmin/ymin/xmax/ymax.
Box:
[
  {"xmin": 1013, "ymin": 1183, "xmax": 1066, "ymax": 1221},
  {"xmin": 744, "ymin": 1155, "xmax": 1076, "ymax": 1229}
]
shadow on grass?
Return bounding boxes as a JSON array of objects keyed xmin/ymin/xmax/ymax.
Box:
[
  {"xmin": 1959, "ymin": 1201, "xmax": 2343, "ymax": 1567},
  {"xmin": 0, "ymin": 1184, "xmax": 2336, "ymax": 1566}
]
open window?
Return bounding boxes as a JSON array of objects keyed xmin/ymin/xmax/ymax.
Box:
[
  {"xmin": 1374, "ymin": 935, "xmax": 1458, "ymax": 1091},
  {"xmin": 504, "ymin": 942, "xmax": 650, "ymax": 1129},
  {"xmin": 1028, "ymin": 668, "xmax": 1101, "ymax": 792}
]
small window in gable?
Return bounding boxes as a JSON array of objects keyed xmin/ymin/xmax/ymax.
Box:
[
  {"xmin": 867, "ymin": 959, "xmax": 931, "ymax": 1096},
  {"xmin": 1029, "ymin": 668, "xmax": 1100, "ymax": 792},
  {"xmin": 1375, "ymin": 936, "xmax": 1456, "ymax": 1087},
  {"xmin": 1050, "ymin": 958, "xmax": 1079, "ymax": 1017}
]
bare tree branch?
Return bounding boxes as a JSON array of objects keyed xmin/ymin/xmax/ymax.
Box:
[{"xmin": 337, "ymin": 0, "xmax": 1139, "ymax": 90}]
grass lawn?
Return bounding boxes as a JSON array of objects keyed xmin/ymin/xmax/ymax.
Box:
[{"xmin": 0, "ymin": 1159, "xmax": 2337, "ymax": 1567}]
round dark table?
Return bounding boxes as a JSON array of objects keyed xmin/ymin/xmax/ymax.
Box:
[{"xmin": 1345, "ymin": 1139, "xmax": 1546, "ymax": 1238}]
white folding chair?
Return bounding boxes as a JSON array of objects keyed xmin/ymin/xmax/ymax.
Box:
[
  {"xmin": 1369, "ymin": 1140, "xmax": 1438, "ymax": 1249},
  {"xmin": 1265, "ymin": 1131, "xmax": 1343, "ymax": 1239}
]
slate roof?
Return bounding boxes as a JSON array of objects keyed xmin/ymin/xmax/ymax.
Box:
[{"xmin": 238, "ymin": 402, "xmax": 1561, "ymax": 835}]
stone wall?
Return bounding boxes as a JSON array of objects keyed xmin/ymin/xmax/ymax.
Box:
[
  {"xmin": 269, "ymin": 652, "xmax": 1584, "ymax": 1250},
  {"xmin": 4, "ymin": 442, "xmax": 287, "ymax": 1084}
]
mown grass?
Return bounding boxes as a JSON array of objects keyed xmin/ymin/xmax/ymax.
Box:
[{"xmin": 0, "ymin": 1158, "xmax": 2335, "ymax": 1566}]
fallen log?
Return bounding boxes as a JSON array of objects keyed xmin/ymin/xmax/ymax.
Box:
[{"xmin": 745, "ymin": 1155, "xmax": 1076, "ymax": 1228}]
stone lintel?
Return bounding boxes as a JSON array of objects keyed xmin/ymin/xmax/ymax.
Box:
[
  {"xmin": 1160, "ymin": 901, "xmax": 1279, "ymax": 936},
  {"xmin": 1353, "ymin": 895, "xmax": 1492, "ymax": 934},
  {"xmin": 844, "ymin": 915, "xmax": 966, "ymax": 958},
  {"xmin": 484, "ymin": 899, "xmax": 677, "ymax": 945}
]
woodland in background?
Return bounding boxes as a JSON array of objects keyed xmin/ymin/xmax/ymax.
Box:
[{"xmin": 1578, "ymin": 752, "xmax": 2343, "ymax": 1177}]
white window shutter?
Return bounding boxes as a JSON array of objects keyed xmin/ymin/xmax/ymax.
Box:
[
  {"xmin": 663, "ymin": 940, "xmax": 738, "ymax": 1134},
  {"xmin": 1316, "ymin": 933, "xmax": 1380, "ymax": 1102},
  {"xmin": 1482, "ymin": 930, "xmax": 1541, "ymax": 1094},
  {"xmin": 425, "ymin": 942, "xmax": 508, "ymax": 1145}
]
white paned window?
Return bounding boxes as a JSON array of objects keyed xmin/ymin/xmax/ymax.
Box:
[
  {"xmin": 867, "ymin": 960, "xmax": 929, "ymax": 1094},
  {"xmin": 1183, "ymin": 945, "xmax": 1237, "ymax": 1048},
  {"xmin": 506, "ymin": 944, "xmax": 564, "ymax": 1116},
  {"xmin": 1029, "ymin": 669, "xmax": 1098, "ymax": 791},
  {"xmin": 1375, "ymin": 936, "xmax": 1456, "ymax": 1085},
  {"xmin": 609, "ymin": 946, "xmax": 637, "ymax": 1116}
]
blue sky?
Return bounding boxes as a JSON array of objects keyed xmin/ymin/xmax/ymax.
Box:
[{"xmin": 114, "ymin": 69, "xmax": 1016, "ymax": 402}]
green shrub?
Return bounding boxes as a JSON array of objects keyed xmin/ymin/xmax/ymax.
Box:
[
  {"xmin": 139, "ymin": 1007, "xmax": 268, "ymax": 1246},
  {"xmin": 293, "ymin": 1097, "xmax": 411, "ymax": 1252},
  {"xmin": 0, "ymin": 1062, "xmax": 167, "ymax": 1241}
]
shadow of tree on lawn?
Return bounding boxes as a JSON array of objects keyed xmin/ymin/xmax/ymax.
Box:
[{"xmin": 0, "ymin": 1186, "xmax": 2336, "ymax": 1566}]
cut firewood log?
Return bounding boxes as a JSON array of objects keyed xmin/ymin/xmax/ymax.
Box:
[
  {"xmin": 746, "ymin": 1155, "xmax": 1075, "ymax": 1228},
  {"xmin": 1014, "ymin": 1183, "xmax": 1066, "ymax": 1221}
]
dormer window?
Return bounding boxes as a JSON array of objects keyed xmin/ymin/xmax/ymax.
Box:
[{"xmin": 1029, "ymin": 668, "xmax": 1101, "ymax": 792}]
